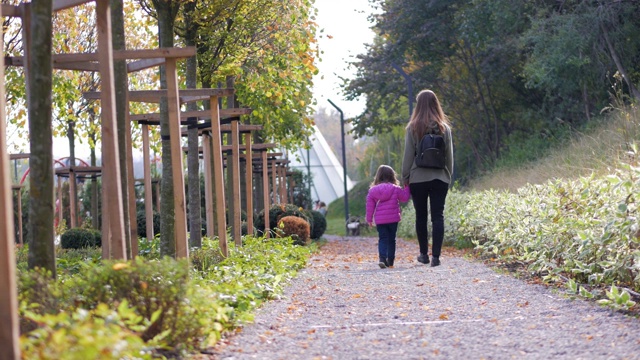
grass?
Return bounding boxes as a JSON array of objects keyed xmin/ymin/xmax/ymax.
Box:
[{"xmin": 468, "ymin": 105, "xmax": 640, "ymax": 191}]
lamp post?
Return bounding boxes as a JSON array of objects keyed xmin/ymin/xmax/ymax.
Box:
[
  {"xmin": 327, "ymin": 99, "xmax": 349, "ymax": 235},
  {"xmin": 391, "ymin": 62, "xmax": 414, "ymax": 116}
]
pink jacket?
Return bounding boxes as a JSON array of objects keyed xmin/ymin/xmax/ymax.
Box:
[{"xmin": 366, "ymin": 183, "xmax": 411, "ymax": 225}]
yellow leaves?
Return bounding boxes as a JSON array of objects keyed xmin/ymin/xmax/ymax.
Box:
[
  {"xmin": 112, "ymin": 263, "xmax": 129, "ymax": 271},
  {"xmin": 438, "ymin": 313, "xmax": 449, "ymax": 321},
  {"xmin": 351, "ymin": 294, "xmax": 362, "ymax": 299}
]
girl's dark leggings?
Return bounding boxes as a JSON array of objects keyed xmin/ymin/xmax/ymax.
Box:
[{"xmin": 409, "ymin": 180, "xmax": 449, "ymax": 257}]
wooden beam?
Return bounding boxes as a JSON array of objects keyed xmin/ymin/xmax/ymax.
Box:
[
  {"xmin": 53, "ymin": 0, "xmax": 92, "ymax": 12},
  {"xmin": 0, "ymin": 3, "xmax": 20, "ymax": 356},
  {"xmin": 127, "ymin": 58, "xmax": 164, "ymax": 73},
  {"xmin": 210, "ymin": 97, "xmax": 228, "ymax": 257},
  {"xmin": 97, "ymin": 0, "xmax": 127, "ymax": 260},
  {"xmin": 54, "ymin": 166, "xmax": 102, "ymax": 175},
  {"xmin": 130, "ymin": 107, "xmax": 252, "ymax": 122},
  {"xmin": 8, "ymin": 47, "xmax": 191, "ymax": 73},
  {"xmin": 1, "ymin": 3, "xmax": 21, "ymax": 17},
  {"xmin": 8, "ymin": 153, "xmax": 29, "ymax": 160},
  {"xmin": 84, "ymin": 88, "xmax": 234, "ymax": 103},
  {"xmin": 165, "ymin": 58, "xmax": 188, "ymax": 259},
  {"xmin": 3, "ymin": 56, "xmax": 100, "ymax": 71}
]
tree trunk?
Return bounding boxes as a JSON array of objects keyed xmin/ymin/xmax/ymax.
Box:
[
  {"xmin": 600, "ymin": 22, "xmax": 640, "ymax": 102},
  {"xmin": 111, "ymin": 0, "xmax": 133, "ymax": 258},
  {"xmin": 184, "ymin": 1, "xmax": 202, "ymax": 247},
  {"xmin": 26, "ymin": 1, "xmax": 56, "ymax": 277},
  {"xmin": 153, "ymin": 0, "xmax": 179, "ymax": 257}
]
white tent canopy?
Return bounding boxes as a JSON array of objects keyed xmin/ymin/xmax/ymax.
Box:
[{"xmin": 288, "ymin": 125, "xmax": 354, "ymax": 205}]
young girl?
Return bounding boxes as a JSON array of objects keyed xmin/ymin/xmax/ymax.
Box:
[{"xmin": 366, "ymin": 165, "xmax": 411, "ymax": 268}]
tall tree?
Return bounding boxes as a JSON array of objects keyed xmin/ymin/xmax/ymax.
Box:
[
  {"xmin": 147, "ymin": 0, "xmax": 182, "ymax": 257},
  {"xmin": 26, "ymin": 0, "xmax": 56, "ymax": 276}
]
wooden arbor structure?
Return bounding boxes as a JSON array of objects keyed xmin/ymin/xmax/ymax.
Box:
[{"xmin": 1, "ymin": 0, "xmax": 199, "ymax": 356}]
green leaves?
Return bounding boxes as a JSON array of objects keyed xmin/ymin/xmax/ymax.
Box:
[
  {"xmin": 443, "ymin": 163, "xmax": 640, "ymax": 296},
  {"xmin": 597, "ymin": 285, "xmax": 637, "ymax": 310}
]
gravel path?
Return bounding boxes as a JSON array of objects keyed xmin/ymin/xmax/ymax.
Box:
[{"xmin": 210, "ymin": 235, "xmax": 640, "ymax": 359}]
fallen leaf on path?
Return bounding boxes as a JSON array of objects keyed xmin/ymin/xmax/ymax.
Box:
[{"xmin": 439, "ymin": 313, "xmax": 449, "ymax": 320}]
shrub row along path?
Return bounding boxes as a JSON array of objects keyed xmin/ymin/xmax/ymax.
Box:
[{"xmin": 209, "ymin": 235, "xmax": 640, "ymax": 359}]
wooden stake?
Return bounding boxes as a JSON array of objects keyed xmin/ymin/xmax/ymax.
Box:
[
  {"xmin": 142, "ymin": 124, "xmax": 154, "ymax": 240},
  {"xmin": 244, "ymin": 133, "xmax": 253, "ymax": 236},
  {"xmin": 0, "ymin": 3, "xmax": 21, "ymax": 356},
  {"xmin": 231, "ymin": 120, "xmax": 241, "ymax": 245},
  {"xmin": 262, "ymin": 151, "xmax": 270, "ymax": 239},
  {"xmin": 203, "ymin": 132, "xmax": 214, "ymax": 238},
  {"xmin": 164, "ymin": 58, "xmax": 188, "ymax": 259},
  {"xmin": 209, "ymin": 97, "xmax": 228, "ymax": 256},
  {"xmin": 96, "ymin": 0, "xmax": 126, "ymax": 259},
  {"xmin": 69, "ymin": 168, "xmax": 77, "ymax": 228}
]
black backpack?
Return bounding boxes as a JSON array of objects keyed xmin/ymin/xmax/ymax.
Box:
[{"xmin": 415, "ymin": 133, "xmax": 446, "ymax": 169}]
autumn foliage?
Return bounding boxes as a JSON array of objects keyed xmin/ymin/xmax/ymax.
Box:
[{"xmin": 276, "ymin": 216, "xmax": 311, "ymax": 246}]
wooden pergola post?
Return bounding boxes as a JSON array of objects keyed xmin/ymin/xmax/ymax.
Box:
[
  {"xmin": 0, "ymin": 3, "xmax": 20, "ymax": 355},
  {"xmin": 244, "ymin": 133, "xmax": 253, "ymax": 236},
  {"xmin": 270, "ymin": 159, "xmax": 278, "ymax": 204},
  {"xmin": 68, "ymin": 168, "xmax": 77, "ymax": 228},
  {"xmin": 96, "ymin": 0, "xmax": 127, "ymax": 259},
  {"xmin": 164, "ymin": 58, "xmax": 188, "ymax": 259},
  {"xmin": 12, "ymin": 186, "xmax": 23, "ymax": 245},
  {"xmin": 230, "ymin": 120, "xmax": 242, "ymax": 245},
  {"xmin": 262, "ymin": 151, "xmax": 270, "ymax": 238},
  {"xmin": 202, "ymin": 132, "xmax": 215, "ymax": 238},
  {"xmin": 142, "ymin": 124, "xmax": 154, "ymax": 240},
  {"xmin": 209, "ymin": 96, "xmax": 228, "ymax": 256}
]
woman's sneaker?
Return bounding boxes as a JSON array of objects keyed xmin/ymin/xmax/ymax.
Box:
[
  {"xmin": 378, "ymin": 257, "xmax": 388, "ymax": 269},
  {"xmin": 417, "ymin": 253, "xmax": 430, "ymax": 264}
]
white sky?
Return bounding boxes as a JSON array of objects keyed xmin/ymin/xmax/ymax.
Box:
[{"xmin": 311, "ymin": 0, "xmax": 375, "ymax": 118}]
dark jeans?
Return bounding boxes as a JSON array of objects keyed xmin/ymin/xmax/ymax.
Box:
[
  {"xmin": 376, "ymin": 222, "xmax": 399, "ymax": 262},
  {"xmin": 410, "ymin": 180, "xmax": 449, "ymax": 257}
]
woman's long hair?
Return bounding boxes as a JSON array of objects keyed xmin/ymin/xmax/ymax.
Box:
[
  {"xmin": 406, "ymin": 90, "xmax": 450, "ymax": 139},
  {"xmin": 371, "ymin": 165, "xmax": 399, "ymax": 187}
]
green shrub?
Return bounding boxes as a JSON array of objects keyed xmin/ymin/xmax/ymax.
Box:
[
  {"xmin": 60, "ymin": 228, "xmax": 101, "ymax": 249},
  {"xmin": 66, "ymin": 258, "xmax": 209, "ymax": 348},
  {"xmin": 276, "ymin": 216, "xmax": 311, "ymax": 245},
  {"xmin": 309, "ymin": 210, "xmax": 327, "ymax": 239},
  {"xmin": 138, "ymin": 235, "xmax": 160, "ymax": 259},
  {"xmin": 20, "ymin": 302, "xmax": 153, "ymax": 360},
  {"xmin": 17, "ymin": 234, "xmax": 314, "ymax": 357},
  {"xmin": 447, "ymin": 164, "xmax": 640, "ymax": 291}
]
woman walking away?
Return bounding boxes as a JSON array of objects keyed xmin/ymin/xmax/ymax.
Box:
[
  {"xmin": 401, "ymin": 90, "xmax": 454, "ymax": 267},
  {"xmin": 366, "ymin": 165, "xmax": 411, "ymax": 269}
]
